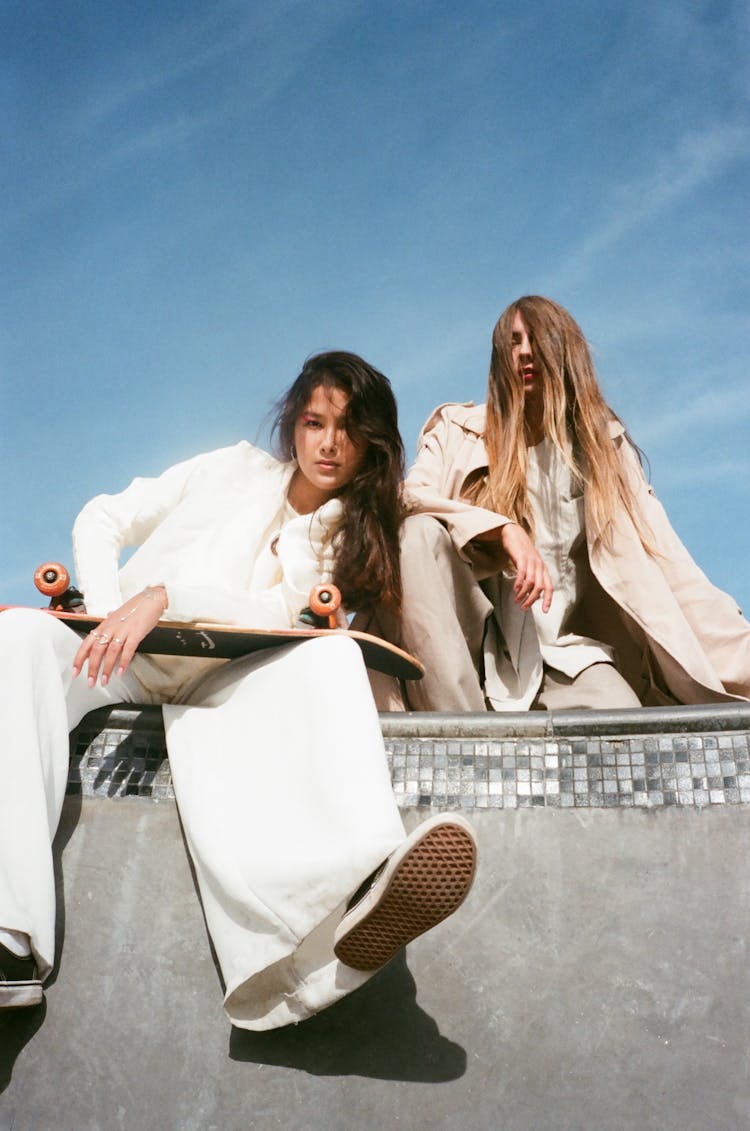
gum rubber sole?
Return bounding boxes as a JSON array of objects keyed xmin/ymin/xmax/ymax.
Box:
[{"xmin": 333, "ymin": 814, "xmax": 477, "ymax": 972}]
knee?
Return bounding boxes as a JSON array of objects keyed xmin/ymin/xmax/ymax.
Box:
[
  {"xmin": 400, "ymin": 516, "xmax": 464, "ymax": 602},
  {"xmin": 0, "ymin": 608, "xmax": 78, "ymax": 674},
  {"xmin": 400, "ymin": 514, "xmax": 453, "ymax": 558},
  {"xmin": 0, "ymin": 607, "xmax": 56, "ymax": 648},
  {"xmin": 304, "ymin": 633, "xmax": 363, "ymax": 669},
  {"xmin": 300, "ymin": 634, "xmax": 369, "ymax": 694}
]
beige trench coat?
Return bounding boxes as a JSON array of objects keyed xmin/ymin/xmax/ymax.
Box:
[{"xmin": 404, "ymin": 402, "xmax": 750, "ymax": 706}]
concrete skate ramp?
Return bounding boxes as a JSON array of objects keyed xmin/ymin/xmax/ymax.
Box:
[{"xmin": 2, "ymin": 705, "xmax": 749, "ymax": 1131}]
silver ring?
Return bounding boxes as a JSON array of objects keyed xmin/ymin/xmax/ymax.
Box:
[
  {"xmin": 113, "ymin": 636, "xmax": 124, "ymax": 645},
  {"xmin": 93, "ymin": 632, "xmax": 111, "ymax": 645}
]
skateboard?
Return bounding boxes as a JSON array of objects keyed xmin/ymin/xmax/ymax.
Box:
[{"xmin": 2, "ymin": 563, "xmax": 423, "ymax": 682}]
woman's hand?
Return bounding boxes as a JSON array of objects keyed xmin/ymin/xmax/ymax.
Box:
[
  {"xmin": 72, "ymin": 586, "xmax": 168, "ymax": 687},
  {"xmin": 473, "ymin": 522, "xmax": 553, "ymax": 610},
  {"xmin": 499, "ymin": 523, "xmax": 553, "ymax": 612}
]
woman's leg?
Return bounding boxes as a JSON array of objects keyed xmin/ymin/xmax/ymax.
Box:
[
  {"xmin": 0, "ymin": 608, "xmax": 145, "ymax": 996},
  {"xmin": 164, "ymin": 635, "xmax": 409, "ymax": 1029},
  {"xmin": 532, "ymin": 662, "xmax": 642, "ymax": 710},
  {"xmin": 380, "ymin": 514, "xmax": 492, "ymax": 711}
]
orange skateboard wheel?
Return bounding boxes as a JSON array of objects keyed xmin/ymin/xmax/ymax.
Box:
[
  {"xmin": 308, "ymin": 584, "xmax": 341, "ymax": 617},
  {"xmin": 34, "ymin": 561, "xmax": 71, "ymax": 597},
  {"xmin": 308, "ymin": 584, "xmax": 342, "ymax": 627}
]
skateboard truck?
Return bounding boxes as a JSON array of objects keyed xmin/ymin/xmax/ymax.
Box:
[
  {"xmin": 299, "ymin": 584, "xmax": 342, "ymax": 629},
  {"xmin": 34, "ymin": 562, "xmax": 85, "ymax": 612}
]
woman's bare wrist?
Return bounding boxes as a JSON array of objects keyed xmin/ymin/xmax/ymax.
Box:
[{"xmin": 142, "ymin": 585, "xmax": 169, "ymax": 611}]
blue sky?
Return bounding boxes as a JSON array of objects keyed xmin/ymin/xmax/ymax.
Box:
[{"xmin": 3, "ymin": 0, "xmax": 749, "ymax": 613}]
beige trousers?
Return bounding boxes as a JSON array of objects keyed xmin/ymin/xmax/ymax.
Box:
[
  {"xmin": 532, "ymin": 662, "xmax": 640, "ymax": 711},
  {"xmin": 366, "ymin": 515, "xmax": 640, "ymax": 712}
]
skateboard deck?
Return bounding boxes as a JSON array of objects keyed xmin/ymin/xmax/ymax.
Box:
[{"xmin": 0, "ymin": 607, "xmax": 423, "ymax": 682}]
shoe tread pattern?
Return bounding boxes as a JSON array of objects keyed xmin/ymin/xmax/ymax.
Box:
[{"xmin": 334, "ymin": 822, "xmax": 476, "ymax": 971}]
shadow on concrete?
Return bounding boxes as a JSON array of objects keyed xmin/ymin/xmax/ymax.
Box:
[
  {"xmin": 0, "ymin": 795, "xmax": 82, "ymax": 1094},
  {"xmin": 229, "ymin": 951, "xmax": 467, "ymax": 1082},
  {"xmin": 49, "ymin": 793, "xmax": 82, "ymax": 992},
  {"xmin": 0, "ymin": 1001, "xmax": 47, "ymax": 1092}
]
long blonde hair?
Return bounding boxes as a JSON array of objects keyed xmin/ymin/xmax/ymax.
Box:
[{"xmin": 465, "ymin": 295, "xmax": 652, "ymax": 551}]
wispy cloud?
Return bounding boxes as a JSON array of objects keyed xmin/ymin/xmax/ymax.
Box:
[
  {"xmin": 5, "ymin": 0, "xmax": 361, "ymax": 230},
  {"xmin": 544, "ymin": 120, "xmax": 750, "ymax": 291},
  {"xmin": 392, "ymin": 316, "xmax": 490, "ymax": 390},
  {"xmin": 654, "ymin": 454, "xmax": 750, "ymax": 489},
  {"xmin": 634, "ymin": 381, "xmax": 750, "ymax": 446},
  {"xmin": 72, "ymin": 0, "xmax": 339, "ymax": 133}
]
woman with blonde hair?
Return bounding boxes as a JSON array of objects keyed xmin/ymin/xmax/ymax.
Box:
[{"xmin": 385, "ymin": 296, "xmax": 750, "ymax": 711}]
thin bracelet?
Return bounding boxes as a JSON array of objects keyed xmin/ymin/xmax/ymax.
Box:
[
  {"xmin": 142, "ymin": 585, "xmax": 169, "ymax": 610},
  {"xmin": 119, "ymin": 586, "xmax": 168, "ymax": 621}
]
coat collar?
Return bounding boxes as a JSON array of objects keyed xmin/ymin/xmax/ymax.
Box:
[{"xmin": 446, "ymin": 401, "xmax": 626, "ymax": 481}]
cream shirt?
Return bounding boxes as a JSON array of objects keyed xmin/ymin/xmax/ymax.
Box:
[
  {"xmin": 481, "ymin": 439, "xmax": 612, "ymax": 710},
  {"xmin": 527, "ymin": 438, "xmax": 613, "ymax": 676}
]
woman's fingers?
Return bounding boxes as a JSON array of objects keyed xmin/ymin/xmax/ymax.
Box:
[
  {"xmin": 72, "ymin": 588, "xmax": 167, "ymax": 684},
  {"xmin": 72, "ymin": 632, "xmax": 104, "ymax": 685},
  {"xmin": 514, "ymin": 563, "xmax": 544, "ymax": 609},
  {"xmin": 98, "ymin": 633, "xmax": 133, "ymax": 685},
  {"xmin": 72, "ymin": 630, "xmax": 120, "ymax": 686},
  {"xmin": 72, "ymin": 632, "xmax": 99, "ymax": 681},
  {"xmin": 115, "ymin": 635, "xmax": 140, "ymax": 678},
  {"xmin": 501, "ymin": 524, "xmax": 553, "ymax": 611}
]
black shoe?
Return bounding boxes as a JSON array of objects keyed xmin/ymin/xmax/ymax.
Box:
[{"xmin": 0, "ymin": 942, "xmax": 43, "ymax": 1009}]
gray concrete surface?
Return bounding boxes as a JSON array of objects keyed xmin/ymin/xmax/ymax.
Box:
[{"xmin": 2, "ymin": 796, "xmax": 749, "ymax": 1131}]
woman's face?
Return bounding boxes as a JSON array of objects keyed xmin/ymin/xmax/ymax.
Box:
[
  {"xmin": 510, "ymin": 310, "xmax": 540, "ymax": 401},
  {"xmin": 290, "ymin": 384, "xmax": 364, "ymax": 511}
]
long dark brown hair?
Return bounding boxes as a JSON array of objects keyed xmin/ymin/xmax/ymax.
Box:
[
  {"xmin": 273, "ymin": 351, "xmax": 405, "ymax": 613},
  {"xmin": 466, "ymin": 295, "xmax": 653, "ymax": 551}
]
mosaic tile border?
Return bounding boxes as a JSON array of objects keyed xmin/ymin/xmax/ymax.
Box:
[
  {"xmin": 69, "ymin": 709, "xmax": 174, "ymax": 801},
  {"xmin": 68, "ymin": 705, "xmax": 750, "ymax": 810},
  {"xmin": 385, "ymin": 732, "xmax": 750, "ymax": 810}
]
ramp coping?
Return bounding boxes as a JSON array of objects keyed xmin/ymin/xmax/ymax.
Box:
[{"xmin": 68, "ymin": 703, "xmax": 750, "ymax": 811}]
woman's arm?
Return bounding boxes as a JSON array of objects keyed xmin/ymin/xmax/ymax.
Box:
[
  {"xmin": 406, "ymin": 405, "xmax": 553, "ymax": 609},
  {"xmin": 158, "ymin": 498, "xmax": 343, "ymax": 627},
  {"xmin": 406, "ymin": 408, "xmax": 514, "ymax": 558},
  {"xmin": 473, "ymin": 523, "xmax": 553, "ymax": 613},
  {"xmin": 73, "ymin": 497, "xmax": 344, "ymax": 684},
  {"xmin": 73, "ymin": 444, "xmax": 250, "ymax": 617}
]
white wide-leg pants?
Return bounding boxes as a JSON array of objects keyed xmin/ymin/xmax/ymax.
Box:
[
  {"xmin": 164, "ymin": 635, "xmax": 406, "ymax": 1029},
  {"xmin": 0, "ymin": 608, "xmax": 150, "ymax": 978},
  {"xmin": 0, "ymin": 609, "xmax": 406, "ymax": 1029}
]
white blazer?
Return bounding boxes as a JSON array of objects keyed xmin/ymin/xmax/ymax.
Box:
[{"xmin": 73, "ymin": 441, "xmax": 342, "ymax": 629}]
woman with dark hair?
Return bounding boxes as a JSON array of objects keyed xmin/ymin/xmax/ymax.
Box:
[
  {"xmin": 0, "ymin": 351, "xmax": 477, "ymax": 1027},
  {"xmin": 272, "ymin": 351, "xmax": 404, "ymax": 615},
  {"xmin": 386, "ymin": 297, "xmax": 750, "ymax": 711}
]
